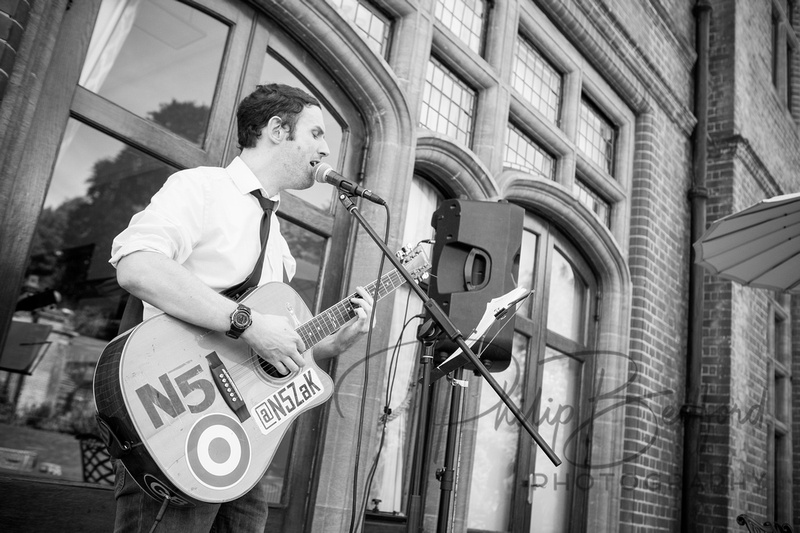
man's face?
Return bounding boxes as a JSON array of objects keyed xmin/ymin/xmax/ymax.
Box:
[{"xmin": 279, "ymin": 105, "xmax": 330, "ymax": 190}]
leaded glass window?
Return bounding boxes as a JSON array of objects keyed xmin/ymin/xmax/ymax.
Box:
[
  {"xmin": 577, "ymin": 98, "xmax": 616, "ymax": 175},
  {"xmin": 505, "ymin": 123, "xmax": 556, "ymax": 180},
  {"xmin": 513, "ymin": 35, "xmax": 562, "ymax": 125},
  {"xmin": 434, "ymin": 0, "xmax": 487, "ymax": 55},
  {"xmin": 420, "ymin": 58, "xmax": 477, "ymax": 147}
]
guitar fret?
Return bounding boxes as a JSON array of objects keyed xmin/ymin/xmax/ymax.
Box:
[
  {"xmin": 293, "ymin": 260, "xmax": 427, "ymax": 350},
  {"xmin": 314, "ymin": 317, "xmax": 328, "ymax": 340},
  {"xmin": 300, "ymin": 324, "xmax": 316, "ymax": 348},
  {"xmin": 326, "ymin": 309, "xmax": 339, "ymax": 330},
  {"xmin": 330, "ymin": 306, "xmax": 342, "ymax": 326},
  {"xmin": 306, "ymin": 320, "xmax": 323, "ymax": 346}
]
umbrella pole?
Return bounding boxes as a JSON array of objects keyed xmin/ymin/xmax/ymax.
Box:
[{"xmin": 683, "ymin": 2, "xmax": 712, "ymax": 532}]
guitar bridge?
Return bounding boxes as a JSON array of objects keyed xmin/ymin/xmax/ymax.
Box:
[{"xmin": 206, "ymin": 351, "xmax": 250, "ymax": 423}]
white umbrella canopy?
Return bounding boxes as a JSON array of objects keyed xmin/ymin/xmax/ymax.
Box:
[{"xmin": 694, "ymin": 192, "xmax": 800, "ymax": 293}]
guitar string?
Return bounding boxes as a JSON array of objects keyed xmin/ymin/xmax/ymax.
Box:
[
  {"xmin": 94, "ymin": 263, "xmax": 426, "ymax": 408},
  {"xmin": 92, "ymin": 276, "xmax": 398, "ymax": 405},
  {"xmin": 225, "ymin": 269, "xmax": 399, "ymax": 384},
  {"xmin": 220, "ymin": 267, "xmax": 415, "ymax": 388}
]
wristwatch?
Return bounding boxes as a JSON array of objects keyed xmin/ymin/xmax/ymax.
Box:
[{"xmin": 226, "ymin": 304, "xmax": 252, "ymax": 339}]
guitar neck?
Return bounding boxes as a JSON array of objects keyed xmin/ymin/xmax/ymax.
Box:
[{"xmin": 295, "ymin": 268, "xmax": 408, "ymax": 349}]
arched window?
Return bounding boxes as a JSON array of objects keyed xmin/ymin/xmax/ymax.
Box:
[
  {"xmin": 4, "ymin": 1, "xmax": 366, "ymax": 529},
  {"xmin": 466, "ymin": 212, "xmax": 598, "ymax": 532},
  {"xmin": 368, "ymin": 176, "xmax": 443, "ymax": 513}
]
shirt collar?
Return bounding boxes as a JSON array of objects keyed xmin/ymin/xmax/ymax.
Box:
[{"xmin": 226, "ymin": 156, "xmax": 281, "ymax": 210}]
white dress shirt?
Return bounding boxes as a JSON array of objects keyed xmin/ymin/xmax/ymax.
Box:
[{"xmin": 110, "ymin": 156, "xmax": 296, "ymax": 320}]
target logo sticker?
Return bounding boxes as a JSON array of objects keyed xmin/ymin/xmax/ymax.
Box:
[
  {"xmin": 186, "ymin": 413, "xmax": 251, "ymax": 490},
  {"xmin": 142, "ymin": 474, "xmax": 192, "ymax": 507}
]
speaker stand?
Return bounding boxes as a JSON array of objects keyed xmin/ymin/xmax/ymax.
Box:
[
  {"xmin": 434, "ymin": 366, "xmax": 467, "ymax": 533},
  {"xmin": 406, "ymin": 322, "xmax": 438, "ymax": 533},
  {"xmin": 337, "ymin": 194, "xmax": 561, "ymax": 532}
]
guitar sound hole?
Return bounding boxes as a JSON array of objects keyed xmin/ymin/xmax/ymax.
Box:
[{"xmin": 258, "ymin": 356, "xmax": 290, "ymax": 378}]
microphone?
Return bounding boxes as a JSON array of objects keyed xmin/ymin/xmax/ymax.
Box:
[{"xmin": 313, "ymin": 162, "xmax": 386, "ymax": 205}]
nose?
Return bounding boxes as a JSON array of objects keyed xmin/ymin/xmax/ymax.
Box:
[{"xmin": 319, "ymin": 139, "xmax": 330, "ymax": 158}]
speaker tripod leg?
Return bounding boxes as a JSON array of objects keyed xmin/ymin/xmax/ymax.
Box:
[
  {"xmin": 436, "ymin": 367, "xmax": 467, "ymax": 533},
  {"xmin": 406, "ymin": 337, "xmax": 436, "ymax": 533}
]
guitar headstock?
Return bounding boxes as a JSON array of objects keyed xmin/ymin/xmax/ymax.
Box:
[{"xmin": 397, "ymin": 244, "xmax": 431, "ymax": 283}]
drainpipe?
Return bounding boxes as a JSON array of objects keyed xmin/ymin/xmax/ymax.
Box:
[{"xmin": 683, "ymin": 2, "xmax": 711, "ymax": 533}]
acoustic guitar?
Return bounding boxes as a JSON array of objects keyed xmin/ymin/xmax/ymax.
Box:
[{"xmin": 93, "ymin": 246, "xmax": 430, "ymax": 506}]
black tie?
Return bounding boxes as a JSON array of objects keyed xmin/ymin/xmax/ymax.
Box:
[{"xmin": 222, "ymin": 190, "xmax": 275, "ymax": 300}]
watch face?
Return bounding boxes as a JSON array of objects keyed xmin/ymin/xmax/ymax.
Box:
[{"xmin": 233, "ymin": 310, "xmax": 251, "ymax": 328}]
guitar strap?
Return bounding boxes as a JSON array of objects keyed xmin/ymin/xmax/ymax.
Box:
[
  {"xmin": 117, "ymin": 293, "xmax": 144, "ymax": 334},
  {"xmin": 117, "ymin": 191, "xmax": 276, "ymax": 335}
]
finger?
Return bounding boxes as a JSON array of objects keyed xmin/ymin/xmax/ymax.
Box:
[
  {"xmin": 350, "ymin": 300, "xmax": 368, "ymax": 318},
  {"xmin": 351, "ymin": 296, "xmax": 373, "ymax": 315},
  {"xmin": 355, "ymin": 286, "xmax": 375, "ymax": 304},
  {"xmin": 289, "ymin": 350, "xmax": 306, "ymax": 368},
  {"xmin": 295, "ymin": 337, "xmax": 306, "ymax": 353},
  {"xmin": 272, "ymin": 360, "xmax": 289, "ymax": 375},
  {"xmin": 283, "ymin": 357, "xmax": 300, "ymax": 373}
]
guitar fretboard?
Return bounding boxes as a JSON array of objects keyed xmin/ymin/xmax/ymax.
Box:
[{"xmin": 295, "ymin": 268, "xmax": 408, "ymax": 348}]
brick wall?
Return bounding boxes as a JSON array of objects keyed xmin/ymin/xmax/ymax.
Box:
[
  {"xmin": 792, "ymin": 296, "xmax": 800, "ymax": 523},
  {"xmin": 606, "ymin": 0, "xmax": 800, "ymax": 530},
  {"xmin": 623, "ymin": 107, "xmax": 693, "ymax": 532},
  {"xmin": 606, "ymin": 0, "xmax": 696, "ymax": 530},
  {"xmin": 0, "ymin": 0, "xmax": 30, "ymax": 102},
  {"xmin": 701, "ymin": 0, "xmax": 800, "ymax": 530},
  {"xmin": 735, "ymin": 0, "xmax": 800, "ymax": 191}
]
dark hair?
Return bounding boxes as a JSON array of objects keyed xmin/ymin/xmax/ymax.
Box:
[{"xmin": 236, "ymin": 83, "xmax": 321, "ymax": 149}]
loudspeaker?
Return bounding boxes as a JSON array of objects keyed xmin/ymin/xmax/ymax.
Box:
[{"xmin": 427, "ymin": 199, "xmax": 524, "ymax": 373}]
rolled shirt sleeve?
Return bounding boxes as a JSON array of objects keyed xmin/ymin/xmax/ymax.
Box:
[
  {"xmin": 109, "ymin": 159, "xmax": 296, "ymax": 319},
  {"xmin": 110, "ymin": 170, "xmax": 204, "ymax": 268}
]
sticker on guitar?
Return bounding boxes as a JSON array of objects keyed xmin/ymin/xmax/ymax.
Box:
[{"xmin": 251, "ymin": 368, "xmax": 324, "ymax": 435}]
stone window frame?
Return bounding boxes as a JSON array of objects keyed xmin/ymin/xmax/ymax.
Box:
[
  {"xmin": 766, "ymin": 296, "xmax": 793, "ymax": 523},
  {"xmin": 772, "ymin": 0, "xmax": 799, "ymax": 115}
]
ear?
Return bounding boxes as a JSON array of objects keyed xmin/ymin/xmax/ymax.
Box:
[{"xmin": 266, "ymin": 116, "xmax": 285, "ymax": 144}]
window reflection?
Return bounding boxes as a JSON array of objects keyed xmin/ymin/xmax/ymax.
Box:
[
  {"xmin": 367, "ymin": 177, "xmax": 440, "ymax": 514},
  {"xmin": 519, "ymin": 229, "xmax": 539, "ymax": 318},
  {"xmin": 80, "ymin": 0, "xmax": 227, "ymax": 145},
  {"xmin": 42, "ymin": 119, "xmax": 178, "ymax": 336},
  {"xmin": 283, "ymin": 225, "xmax": 327, "ymax": 314},
  {"xmin": 547, "ymin": 250, "xmax": 587, "ymax": 343},
  {"xmin": 529, "ymin": 347, "xmax": 582, "ymax": 532},
  {"xmin": 467, "ymin": 332, "xmax": 528, "ymax": 530},
  {"xmin": 0, "ymin": 120, "xmax": 177, "ymax": 483}
]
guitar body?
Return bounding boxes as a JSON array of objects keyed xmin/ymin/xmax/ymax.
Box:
[{"xmin": 93, "ymin": 282, "xmax": 332, "ymax": 506}]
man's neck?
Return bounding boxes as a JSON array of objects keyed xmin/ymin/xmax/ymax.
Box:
[{"xmin": 239, "ymin": 149, "xmax": 279, "ymax": 197}]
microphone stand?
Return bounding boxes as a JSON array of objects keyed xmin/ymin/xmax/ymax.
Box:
[{"xmin": 337, "ymin": 194, "xmax": 561, "ymax": 532}]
